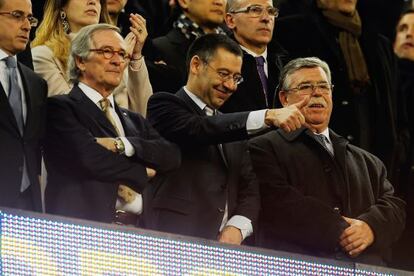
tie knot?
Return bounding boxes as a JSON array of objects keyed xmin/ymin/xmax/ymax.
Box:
[
  {"xmin": 204, "ymin": 106, "xmax": 215, "ymax": 116},
  {"xmin": 255, "ymin": 56, "xmax": 265, "ymax": 66},
  {"xmin": 99, "ymin": 98, "xmax": 111, "ymax": 112},
  {"xmin": 4, "ymin": 56, "xmax": 17, "ymax": 68}
]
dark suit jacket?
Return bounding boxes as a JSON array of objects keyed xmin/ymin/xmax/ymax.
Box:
[
  {"xmin": 249, "ymin": 128, "xmax": 406, "ymax": 264},
  {"xmin": 44, "ymin": 85, "xmax": 181, "ymax": 223},
  {"xmin": 145, "ymin": 88, "xmax": 260, "ymax": 240},
  {"xmin": 220, "ymin": 43, "xmax": 288, "ymax": 113},
  {"xmin": 148, "ymin": 28, "xmax": 191, "ymax": 93},
  {"xmin": 0, "ymin": 61, "xmax": 47, "ymax": 211}
]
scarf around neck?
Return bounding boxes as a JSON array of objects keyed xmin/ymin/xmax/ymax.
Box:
[{"xmin": 317, "ymin": 0, "xmax": 370, "ymax": 94}]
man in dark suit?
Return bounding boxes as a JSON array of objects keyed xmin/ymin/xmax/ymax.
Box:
[
  {"xmin": 249, "ymin": 57, "xmax": 405, "ymax": 265},
  {"xmin": 148, "ymin": 0, "xmax": 228, "ymax": 93},
  {"xmin": 44, "ymin": 23, "xmax": 180, "ymax": 224},
  {"xmin": 0, "ymin": 0, "xmax": 47, "ymax": 211},
  {"xmin": 146, "ymin": 34, "xmax": 309, "ymax": 244},
  {"xmin": 221, "ymin": 0, "xmax": 288, "ymax": 112}
]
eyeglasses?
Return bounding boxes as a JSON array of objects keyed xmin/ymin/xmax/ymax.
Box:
[
  {"xmin": 286, "ymin": 83, "xmax": 334, "ymax": 95},
  {"xmin": 229, "ymin": 5, "xmax": 279, "ymax": 18},
  {"xmin": 89, "ymin": 47, "xmax": 130, "ymax": 62},
  {"xmin": 0, "ymin": 10, "xmax": 38, "ymax": 27},
  {"xmin": 205, "ymin": 63, "xmax": 244, "ymax": 85}
]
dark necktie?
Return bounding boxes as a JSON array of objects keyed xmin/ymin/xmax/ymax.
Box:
[
  {"xmin": 4, "ymin": 56, "xmax": 24, "ymax": 134},
  {"xmin": 315, "ymin": 134, "xmax": 334, "ymax": 156},
  {"xmin": 255, "ymin": 56, "xmax": 269, "ymax": 107},
  {"xmin": 99, "ymin": 98, "xmax": 121, "ymax": 136}
]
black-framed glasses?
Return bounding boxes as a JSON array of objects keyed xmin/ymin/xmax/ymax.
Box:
[
  {"xmin": 205, "ymin": 63, "xmax": 244, "ymax": 85},
  {"xmin": 229, "ymin": 5, "xmax": 279, "ymax": 18},
  {"xmin": 286, "ymin": 82, "xmax": 334, "ymax": 95},
  {"xmin": 89, "ymin": 47, "xmax": 130, "ymax": 62},
  {"xmin": 0, "ymin": 10, "xmax": 38, "ymax": 27}
]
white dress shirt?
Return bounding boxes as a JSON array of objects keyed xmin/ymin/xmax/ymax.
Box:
[{"xmin": 78, "ymin": 82, "xmax": 143, "ymax": 214}]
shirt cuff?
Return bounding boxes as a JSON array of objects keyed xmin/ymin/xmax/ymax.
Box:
[
  {"xmin": 129, "ymin": 57, "xmax": 144, "ymax": 71},
  {"xmin": 119, "ymin": 137, "xmax": 135, "ymax": 157},
  {"xmin": 226, "ymin": 215, "xmax": 253, "ymax": 240},
  {"xmin": 115, "ymin": 192, "xmax": 143, "ymax": 215},
  {"xmin": 246, "ymin": 109, "xmax": 268, "ymax": 134}
]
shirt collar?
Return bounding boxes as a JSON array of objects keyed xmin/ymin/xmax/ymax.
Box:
[
  {"xmin": 315, "ymin": 128, "xmax": 332, "ymax": 144},
  {"xmin": 183, "ymin": 86, "xmax": 209, "ymax": 111},
  {"xmin": 239, "ymin": 45, "xmax": 268, "ymax": 61},
  {"xmin": 78, "ymin": 82, "xmax": 115, "ymax": 108},
  {"xmin": 0, "ymin": 48, "xmax": 16, "ymax": 63}
]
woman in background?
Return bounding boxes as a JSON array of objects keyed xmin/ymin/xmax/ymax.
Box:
[{"xmin": 32, "ymin": 0, "xmax": 152, "ymax": 115}]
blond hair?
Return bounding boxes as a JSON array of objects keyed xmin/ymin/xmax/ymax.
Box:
[{"xmin": 31, "ymin": 0, "xmax": 110, "ymax": 72}]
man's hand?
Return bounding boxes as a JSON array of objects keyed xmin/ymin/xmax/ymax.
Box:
[
  {"xmin": 339, "ymin": 216, "xmax": 375, "ymax": 257},
  {"xmin": 96, "ymin": 137, "xmax": 117, "ymax": 152},
  {"xmin": 128, "ymin": 13, "xmax": 147, "ymax": 58},
  {"xmin": 118, "ymin": 184, "xmax": 137, "ymax": 203},
  {"xmin": 146, "ymin": 167, "xmax": 157, "ymax": 179},
  {"xmin": 217, "ymin": 226, "xmax": 243, "ymax": 245},
  {"xmin": 265, "ymin": 97, "xmax": 310, "ymax": 132}
]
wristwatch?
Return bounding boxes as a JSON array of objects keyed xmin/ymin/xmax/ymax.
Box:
[{"xmin": 114, "ymin": 138, "xmax": 125, "ymax": 155}]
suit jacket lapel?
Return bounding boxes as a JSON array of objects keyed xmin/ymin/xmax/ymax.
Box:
[
  {"xmin": 176, "ymin": 88, "xmax": 205, "ymax": 116},
  {"xmin": 115, "ymin": 105, "xmax": 138, "ymax": 137},
  {"xmin": 69, "ymin": 86, "xmax": 118, "ymax": 137},
  {"xmin": 19, "ymin": 64, "xmax": 34, "ymax": 138}
]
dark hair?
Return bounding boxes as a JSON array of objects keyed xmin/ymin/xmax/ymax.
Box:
[{"xmin": 186, "ymin": 33, "xmax": 243, "ymax": 70}]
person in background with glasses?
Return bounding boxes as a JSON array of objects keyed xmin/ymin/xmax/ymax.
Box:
[
  {"xmin": 145, "ymin": 34, "xmax": 309, "ymax": 245},
  {"xmin": 44, "ymin": 23, "xmax": 180, "ymax": 225},
  {"xmin": 220, "ymin": 0, "xmax": 289, "ymax": 113},
  {"xmin": 249, "ymin": 57, "xmax": 405, "ymax": 266},
  {"xmin": 0, "ymin": 0, "xmax": 47, "ymax": 212},
  {"xmin": 274, "ymin": 0, "xmax": 404, "ymax": 188},
  {"xmin": 31, "ymin": 0, "xmax": 152, "ymax": 116}
]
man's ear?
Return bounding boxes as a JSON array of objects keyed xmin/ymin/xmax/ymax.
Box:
[
  {"xmin": 177, "ymin": 0, "xmax": 189, "ymax": 10},
  {"xmin": 75, "ymin": 56, "xmax": 86, "ymax": 73},
  {"xmin": 279, "ymin": 90, "xmax": 289, "ymax": 107},
  {"xmin": 189, "ymin": 55, "xmax": 204, "ymax": 75},
  {"xmin": 225, "ymin": 13, "xmax": 236, "ymax": 30}
]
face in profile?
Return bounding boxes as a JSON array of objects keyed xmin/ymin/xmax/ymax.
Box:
[
  {"xmin": 191, "ymin": 47, "xmax": 242, "ymax": 109},
  {"xmin": 0, "ymin": 0, "xmax": 33, "ymax": 55},
  {"xmin": 394, "ymin": 13, "xmax": 414, "ymax": 61},
  {"xmin": 77, "ymin": 29, "xmax": 128, "ymax": 95},
  {"xmin": 63, "ymin": 0, "xmax": 101, "ymax": 33},
  {"xmin": 279, "ymin": 67, "xmax": 333, "ymax": 132}
]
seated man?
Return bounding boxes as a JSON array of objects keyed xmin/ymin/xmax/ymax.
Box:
[
  {"xmin": 44, "ymin": 23, "xmax": 180, "ymax": 225},
  {"xmin": 249, "ymin": 57, "xmax": 405, "ymax": 265},
  {"xmin": 146, "ymin": 34, "xmax": 308, "ymax": 245}
]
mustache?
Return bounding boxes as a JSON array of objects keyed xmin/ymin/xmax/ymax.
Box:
[{"xmin": 307, "ymin": 97, "xmax": 327, "ymax": 107}]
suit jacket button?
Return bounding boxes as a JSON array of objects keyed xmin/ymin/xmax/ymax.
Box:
[{"xmin": 218, "ymin": 208, "xmax": 225, "ymax": 213}]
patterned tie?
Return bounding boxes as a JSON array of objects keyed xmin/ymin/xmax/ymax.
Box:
[
  {"xmin": 315, "ymin": 134, "xmax": 334, "ymax": 156},
  {"xmin": 4, "ymin": 56, "xmax": 24, "ymax": 134},
  {"xmin": 99, "ymin": 98, "xmax": 121, "ymax": 136},
  {"xmin": 255, "ymin": 56, "xmax": 269, "ymax": 107}
]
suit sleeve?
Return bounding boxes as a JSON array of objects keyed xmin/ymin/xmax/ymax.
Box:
[
  {"xmin": 248, "ymin": 134, "xmax": 349, "ymax": 252},
  {"xmin": 45, "ymin": 97, "xmax": 148, "ymax": 191},
  {"xmin": 147, "ymin": 92, "xmax": 250, "ymax": 147},
  {"xmin": 125, "ymin": 111, "xmax": 181, "ymax": 173},
  {"xmin": 356, "ymin": 156, "xmax": 406, "ymax": 251}
]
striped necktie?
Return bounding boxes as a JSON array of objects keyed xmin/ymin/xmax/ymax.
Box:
[{"xmin": 99, "ymin": 98, "xmax": 121, "ymax": 136}]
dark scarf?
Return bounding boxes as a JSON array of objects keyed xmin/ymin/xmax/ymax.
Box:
[
  {"xmin": 173, "ymin": 14, "xmax": 226, "ymax": 41},
  {"xmin": 317, "ymin": 0, "xmax": 370, "ymax": 94}
]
